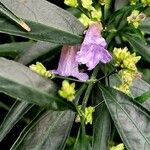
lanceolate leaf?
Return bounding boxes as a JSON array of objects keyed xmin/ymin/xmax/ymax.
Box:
[
  {"xmin": 132, "ymin": 79, "xmax": 150, "ymax": 110},
  {"xmin": 124, "ymin": 33, "xmax": 150, "ymax": 63},
  {"xmin": 0, "ymin": 0, "xmax": 84, "ymax": 34},
  {"xmin": 0, "ymin": 57, "xmax": 75, "ymax": 110},
  {"xmin": 100, "ymin": 85, "xmax": 150, "ymax": 150},
  {"xmin": 11, "ymin": 110, "xmax": 74, "ymax": 150},
  {"xmin": 92, "ymin": 86, "xmax": 111, "ymax": 150},
  {"xmin": 0, "ymin": 42, "xmax": 34, "ymax": 58},
  {"xmin": 0, "ymin": 0, "xmax": 84, "ymax": 44},
  {"xmin": 0, "ymin": 101, "xmax": 32, "ymax": 142},
  {"xmin": 16, "ymin": 41, "xmax": 60, "ymax": 65},
  {"xmin": 0, "ymin": 17, "xmax": 83, "ymax": 44}
]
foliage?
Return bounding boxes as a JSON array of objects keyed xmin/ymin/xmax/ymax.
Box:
[{"xmin": 0, "ymin": 0, "xmax": 150, "ymax": 149}]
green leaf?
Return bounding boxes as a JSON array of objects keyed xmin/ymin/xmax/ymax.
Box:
[
  {"xmin": 0, "ymin": 0, "xmax": 84, "ymax": 44},
  {"xmin": 11, "ymin": 110, "xmax": 74, "ymax": 150},
  {"xmin": 73, "ymin": 126, "xmax": 92, "ymax": 150},
  {"xmin": 135, "ymin": 91, "xmax": 150, "ymax": 104},
  {"xmin": 0, "ymin": 2, "xmax": 30, "ymax": 31},
  {"xmin": 16, "ymin": 41, "xmax": 60, "ymax": 65},
  {"xmin": 140, "ymin": 17, "xmax": 150, "ymax": 34},
  {"xmin": 0, "ymin": 57, "xmax": 75, "ymax": 111},
  {"xmin": 114, "ymin": 0, "xmax": 128, "ymax": 10},
  {"xmin": 124, "ymin": 33, "xmax": 150, "ymax": 63},
  {"xmin": 92, "ymin": 86, "xmax": 111, "ymax": 150},
  {"xmin": 0, "ymin": 101, "xmax": 32, "ymax": 142},
  {"xmin": 132, "ymin": 79, "xmax": 150, "ymax": 110},
  {"xmin": 100, "ymin": 85, "xmax": 150, "ymax": 150},
  {"xmin": 0, "ymin": 17, "xmax": 83, "ymax": 44},
  {"xmin": 0, "ymin": 42, "xmax": 33, "ymax": 58},
  {"xmin": 0, "ymin": 0, "xmax": 84, "ymax": 34}
]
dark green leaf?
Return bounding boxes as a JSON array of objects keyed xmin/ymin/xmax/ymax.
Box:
[
  {"xmin": 0, "ymin": 0, "xmax": 84, "ymax": 44},
  {"xmin": 124, "ymin": 33, "xmax": 150, "ymax": 63},
  {"xmin": 140, "ymin": 17, "xmax": 150, "ymax": 34},
  {"xmin": 16, "ymin": 41, "xmax": 60, "ymax": 65},
  {"xmin": 92, "ymin": 86, "xmax": 111, "ymax": 150},
  {"xmin": 0, "ymin": 101, "xmax": 32, "ymax": 142},
  {"xmin": 0, "ymin": 0, "xmax": 84, "ymax": 34},
  {"xmin": 11, "ymin": 110, "xmax": 74, "ymax": 150},
  {"xmin": 100, "ymin": 85, "xmax": 150, "ymax": 150},
  {"xmin": 0, "ymin": 17, "xmax": 83, "ymax": 44},
  {"xmin": 0, "ymin": 57, "xmax": 75, "ymax": 110},
  {"xmin": 135, "ymin": 91, "xmax": 150, "ymax": 104},
  {"xmin": 0, "ymin": 42, "xmax": 33, "ymax": 58},
  {"xmin": 132, "ymin": 79, "xmax": 150, "ymax": 110},
  {"xmin": 0, "ymin": 2, "xmax": 30, "ymax": 31}
]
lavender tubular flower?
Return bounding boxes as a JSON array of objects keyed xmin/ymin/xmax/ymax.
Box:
[
  {"xmin": 76, "ymin": 22, "xmax": 112, "ymax": 70},
  {"xmin": 53, "ymin": 45, "xmax": 88, "ymax": 81}
]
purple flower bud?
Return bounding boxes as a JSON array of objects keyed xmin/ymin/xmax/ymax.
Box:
[
  {"xmin": 76, "ymin": 22, "xmax": 112, "ymax": 70},
  {"xmin": 53, "ymin": 45, "xmax": 89, "ymax": 81}
]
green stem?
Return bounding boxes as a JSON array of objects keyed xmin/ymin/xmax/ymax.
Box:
[{"xmin": 81, "ymin": 66, "xmax": 100, "ymax": 110}]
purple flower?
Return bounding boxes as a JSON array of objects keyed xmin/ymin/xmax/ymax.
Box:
[
  {"xmin": 53, "ymin": 45, "xmax": 88, "ymax": 81},
  {"xmin": 76, "ymin": 22, "xmax": 112, "ymax": 70}
]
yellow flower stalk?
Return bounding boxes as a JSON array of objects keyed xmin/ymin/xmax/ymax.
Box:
[
  {"xmin": 59, "ymin": 80, "xmax": 76, "ymax": 102},
  {"xmin": 29, "ymin": 62, "xmax": 52, "ymax": 78},
  {"xmin": 141, "ymin": 0, "xmax": 150, "ymax": 6},
  {"xmin": 81, "ymin": 0, "xmax": 93, "ymax": 10}
]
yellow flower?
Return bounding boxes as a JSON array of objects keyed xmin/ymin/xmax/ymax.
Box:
[
  {"xmin": 113, "ymin": 47, "xmax": 141, "ymax": 71},
  {"xmin": 58, "ymin": 80, "xmax": 76, "ymax": 102},
  {"xmin": 85, "ymin": 106, "xmax": 95, "ymax": 124},
  {"xmin": 129, "ymin": 0, "xmax": 137, "ymax": 5},
  {"xmin": 78, "ymin": 13, "xmax": 94, "ymax": 27},
  {"xmin": 64, "ymin": 0, "xmax": 78, "ymax": 7},
  {"xmin": 29, "ymin": 62, "xmax": 52, "ymax": 78},
  {"xmin": 127, "ymin": 10, "xmax": 146, "ymax": 28},
  {"xmin": 114, "ymin": 83, "xmax": 131, "ymax": 95},
  {"xmin": 81, "ymin": 0, "xmax": 93, "ymax": 10},
  {"xmin": 75, "ymin": 106, "xmax": 95, "ymax": 125},
  {"xmin": 110, "ymin": 143, "xmax": 125, "ymax": 150},
  {"xmin": 91, "ymin": 7, "xmax": 102, "ymax": 21},
  {"xmin": 141, "ymin": 0, "xmax": 150, "ymax": 6}
]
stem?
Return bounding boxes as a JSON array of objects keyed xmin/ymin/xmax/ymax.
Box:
[
  {"xmin": 54, "ymin": 75, "xmax": 85, "ymax": 83},
  {"xmin": 81, "ymin": 66, "xmax": 100, "ymax": 110}
]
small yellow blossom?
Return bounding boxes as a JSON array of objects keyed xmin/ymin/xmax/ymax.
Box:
[
  {"xmin": 64, "ymin": 0, "xmax": 78, "ymax": 7},
  {"xmin": 110, "ymin": 143, "xmax": 125, "ymax": 150},
  {"xmin": 29, "ymin": 62, "xmax": 52, "ymax": 78},
  {"xmin": 141, "ymin": 0, "xmax": 150, "ymax": 6},
  {"xmin": 75, "ymin": 106, "xmax": 95, "ymax": 125},
  {"xmin": 79, "ymin": 13, "xmax": 94, "ymax": 27},
  {"xmin": 113, "ymin": 47, "xmax": 141, "ymax": 71},
  {"xmin": 81, "ymin": 0, "xmax": 93, "ymax": 10},
  {"xmin": 127, "ymin": 10, "xmax": 146, "ymax": 28},
  {"xmin": 91, "ymin": 7, "xmax": 102, "ymax": 21},
  {"xmin": 114, "ymin": 83, "xmax": 131, "ymax": 95},
  {"xmin": 59, "ymin": 80, "xmax": 76, "ymax": 102}
]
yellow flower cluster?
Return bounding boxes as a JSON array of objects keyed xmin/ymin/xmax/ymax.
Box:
[
  {"xmin": 59, "ymin": 80, "xmax": 76, "ymax": 102},
  {"xmin": 127, "ymin": 10, "xmax": 146, "ymax": 28},
  {"xmin": 109, "ymin": 143, "xmax": 125, "ymax": 150},
  {"xmin": 64, "ymin": 0, "xmax": 102, "ymax": 27},
  {"xmin": 113, "ymin": 47, "xmax": 141, "ymax": 95},
  {"xmin": 29, "ymin": 62, "xmax": 52, "ymax": 78},
  {"xmin": 141, "ymin": 0, "xmax": 150, "ymax": 6},
  {"xmin": 75, "ymin": 106, "xmax": 95, "ymax": 125},
  {"xmin": 129, "ymin": 0, "xmax": 137, "ymax": 5},
  {"xmin": 64, "ymin": 0, "xmax": 78, "ymax": 7}
]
